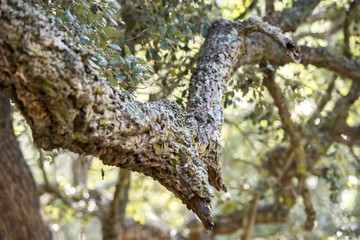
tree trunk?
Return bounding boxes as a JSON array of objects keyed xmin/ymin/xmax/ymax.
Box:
[
  {"xmin": 102, "ymin": 169, "xmax": 131, "ymax": 240},
  {"xmin": 0, "ymin": 94, "xmax": 52, "ymax": 240}
]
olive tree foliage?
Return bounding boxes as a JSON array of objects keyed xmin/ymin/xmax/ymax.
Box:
[{"xmin": 1, "ymin": 0, "xmax": 360, "ymax": 238}]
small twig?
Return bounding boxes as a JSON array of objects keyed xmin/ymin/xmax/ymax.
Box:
[
  {"xmin": 124, "ymin": 29, "xmax": 146, "ymax": 42},
  {"xmin": 348, "ymin": 145, "xmax": 360, "ymax": 165},
  {"xmin": 234, "ymin": 158, "xmax": 263, "ymax": 172},
  {"xmin": 37, "ymin": 150, "xmax": 103, "ymax": 217},
  {"xmin": 343, "ymin": 0, "xmax": 360, "ymax": 58},
  {"xmin": 38, "ymin": 149, "xmax": 50, "ymax": 185},
  {"xmin": 241, "ymin": 192, "xmax": 260, "ymax": 240},
  {"xmin": 294, "ymin": 21, "xmax": 343, "ymax": 40},
  {"xmin": 234, "ymin": 0, "xmax": 259, "ymax": 21},
  {"xmin": 272, "ymin": 150, "xmax": 295, "ymax": 187},
  {"xmin": 300, "ymin": 187, "xmax": 316, "ymax": 230},
  {"xmin": 265, "ymin": 0, "xmax": 274, "ymax": 17},
  {"xmin": 262, "ymin": 67, "xmax": 307, "ymax": 179},
  {"xmin": 262, "ymin": 66, "xmax": 316, "ymax": 231},
  {"xmin": 316, "ymin": 75, "xmax": 336, "ymax": 114}
]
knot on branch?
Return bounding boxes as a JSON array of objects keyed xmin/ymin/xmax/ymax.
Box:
[{"xmin": 285, "ymin": 42, "xmax": 301, "ymax": 63}]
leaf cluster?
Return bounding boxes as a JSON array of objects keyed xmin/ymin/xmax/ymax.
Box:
[{"xmin": 36, "ymin": 0, "xmax": 153, "ymax": 94}]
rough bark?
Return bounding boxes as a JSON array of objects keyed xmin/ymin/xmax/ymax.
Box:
[
  {"xmin": 187, "ymin": 17, "xmax": 300, "ymax": 193},
  {"xmin": 0, "ymin": 94, "xmax": 52, "ymax": 240},
  {"xmin": 0, "ymin": 0, "xmax": 300, "ymax": 229},
  {"xmin": 0, "ymin": 0, "xmax": 214, "ymax": 228},
  {"xmin": 238, "ymin": 34, "xmax": 360, "ymax": 82}
]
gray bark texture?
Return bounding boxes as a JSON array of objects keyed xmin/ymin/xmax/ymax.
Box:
[
  {"xmin": 0, "ymin": 94, "xmax": 52, "ymax": 240},
  {"xmin": 0, "ymin": 0, "xmax": 300, "ymax": 229}
]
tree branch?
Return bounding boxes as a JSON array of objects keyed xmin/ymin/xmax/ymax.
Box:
[
  {"xmin": 122, "ymin": 217, "xmax": 171, "ymax": 240},
  {"xmin": 241, "ymin": 192, "xmax": 260, "ymax": 240},
  {"xmin": 301, "ymin": 46, "xmax": 360, "ymax": 81},
  {"xmin": 262, "ymin": 68, "xmax": 307, "ymax": 178},
  {"xmin": 238, "ymin": 33, "xmax": 360, "ymax": 82},
  {"xmin": 294, "ymin": 21, "xmax": 344, "ymax": 40},
  {"xmin": 264, "ymin": 0, "xmax": 321, "ymax": 32},
  {"xmin": 37, "ymin": 181, "xmax": 104, "ymax": 218},
  {"xmin": 343, "ymin": 0, "xmax": 359, "ymax": 58},
  {"xmin": 0, "ymin": 0, "xmax": 215, "ymax": 228},
  {"xmin": 0, "ymin": 1, "xmax": 301, "ymax": 229},
  {"xmin": 265, "ymin": 0, "xmax": 274, "ymax": 17},
  {"xmin": 301, "ymin": 187, "xmax": 316, "ymax": 230},
  {"xmin": 234, "ymin": 0, "xmax": 259, "ymax": 21},
  {"xmin": 211, "ymin": 203, "xmax": 289, "ymax": 236},
  {"xmin": 72, "ymin": 155, "xmax": 93, "ymax": 189},
  {"xmin": 316, "ymin": 75, "xmax": 337, "ymax": 114}
]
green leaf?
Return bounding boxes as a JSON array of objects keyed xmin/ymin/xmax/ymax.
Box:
[
  {"xmin": 131, "ymin": 60, "xmax": 138, "ymax": 69},
  {"xmin": 88, "ymin": 60, "xmax": 100, "ymax": 69},
  {"xmin": 136, "ymin": 57, "xmax": 146, "ymax": 64},
  {"xmin": 124, "ymin": 45, "xmax": 131, "ymax": 55},
  {"xmin": 119, "ymin": 56, "xmax": 125, "ymax": 65},
  {"xmin": 143, "ymin": 73, "xmax": 151, "ymax": 79},
  {"xmin": 133, "ymin": 67, "xmax": 145, "ymax": 73},
  {"xmin": 80, "ymin": 36, "xmax": 91, "ymax": 44},
  {"xmin": 99, "ymin": 31, "xmax": 108, "ymax": 44},
  {"xmin": 109, "ymin": 1, "xmax": 121, "ymax": 10},
  {"xmin": 122, "ymin": 90, "xmax": 130, "ymax": 96},
  {"xmin": 266, "ymin": 64, "xmax": 276, "ymax": 72},
  {"xmin": 177, "ymin": 13, "xmax": 185, "ymax": 23},
  {"xmin": 73, "ymin": 35, "xmax": 80, "ymax": 42},
  {"xmin": 107, "ymin": 71, "xmax": 117, "ymax": 86},
  {"xmin": 166, "ymin": 25, "xmax": 177, "ymax": 38},
  {"xmin": 88, "ymin": 11, "xmax": 95, "ymax": 23},
  {"xmin": 160, "ymin": 41, "xmax": 169, "ymax": 50},
  {"xmin": 96, "ymin": 56, "xmax": 108, "ymax": 67},
  {"xmin": 104, "ymin": 27, "xmax": 118, "ymax": 38},
  {"xmin": 64, "ymin": 9, "xmax": 75, "ymax": 22},
  {"xmin": 115, "ymin": 75, "xmax": 126, "ymax": 82},
  {"xmin": 134, "ymin": 75, "xmax": 143, "ymax": 83},
  {"xmin": 107, "ymin": 44, "xmax": 122, "ymax": 51},
  {"xmin": 125, "ymin": 59, "xmax": 132, "ymax": 70}
]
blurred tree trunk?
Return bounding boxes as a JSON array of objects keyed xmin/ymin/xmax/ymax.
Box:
[
  {"xmin": 0, "ymin": 94, "xmax": 52, "ymax": 240},
  {"xmin": 102, "ymin": 169, "xmax": 131, "ymax": 240},
  {"xmin": 72, "ymin": 155, "xmax": 93, "ymax": 189}
]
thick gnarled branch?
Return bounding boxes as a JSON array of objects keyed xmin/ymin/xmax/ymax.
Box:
[
  {"xmin": 187, "ymin": 17, "xmax": 301, "ymax": 193},
  {"xmin": 0, "ymin": 0, "xmax": 214, "ymax": 228},
  {"xmin": 0, "ymin": 0, "xmax": 300, "ymax": 229}
]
